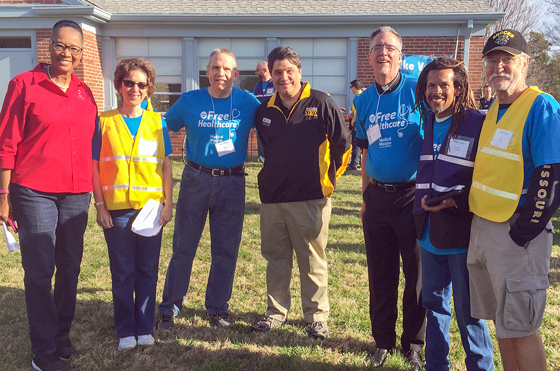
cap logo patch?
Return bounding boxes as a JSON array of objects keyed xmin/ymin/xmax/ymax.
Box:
[{"xmin": 493, "ymin": 30, "xmax": 515, "ymax": 45}]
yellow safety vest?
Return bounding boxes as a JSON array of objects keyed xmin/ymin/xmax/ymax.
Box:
[
  {"xmin": 469, "ymin": 86, "xmax": 542, "ymax": 222},
  {"xmin": 99, "ymin": 109, "xmax": 165, "ymax": 210}
]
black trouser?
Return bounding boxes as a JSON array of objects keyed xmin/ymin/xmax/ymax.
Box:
[{"xmin": 362, "ymin": 182, "xmax": 426, "ymax": 352}]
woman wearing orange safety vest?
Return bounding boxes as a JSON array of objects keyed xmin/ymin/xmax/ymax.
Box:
[{"xmin": 92, "ymin": 58, "xmax": 173, "ymax": 351}]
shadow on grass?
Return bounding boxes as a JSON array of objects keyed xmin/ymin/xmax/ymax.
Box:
[
  {"xmin": 331, "ymin": 206, "xmax": 362, "ymax": 216},
  {"xmin": 245, "ymin": 201, "xmax": 261, "ymax": 215},
  {"xmin": 328, "ymin": 243, "xmax": 365, "ymax": 254}
]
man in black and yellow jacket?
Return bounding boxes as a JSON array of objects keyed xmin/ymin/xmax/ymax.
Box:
[{"xmin": 251, "ymin": 46, "xmax": 351, "ymax": 340}]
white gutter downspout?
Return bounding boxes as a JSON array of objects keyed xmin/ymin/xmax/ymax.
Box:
[{"xmin": 463, "ymin": 19, "xmax": 474, "ymax": 71}]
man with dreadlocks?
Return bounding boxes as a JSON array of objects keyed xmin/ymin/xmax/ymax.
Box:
[{"xmin": 412, "ymin": 57, "xmax": 494, "ymax": 371}]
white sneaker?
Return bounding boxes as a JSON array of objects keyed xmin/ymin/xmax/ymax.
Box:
[
  {"xmin": 118, "ymin": 336, "xmax": 137, "ymax": 351},
  {"xmin": 137, "ymin": 334, "xmax": 155, "ymax": 346}
]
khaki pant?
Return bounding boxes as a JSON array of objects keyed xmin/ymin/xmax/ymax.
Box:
[
  {"xmin": 467, "ymin": 214, "xmax": 552, "ymax": 338},
  {"xmin": 260, "ymin": 198, "xmax": 331, "ymax": 323}
]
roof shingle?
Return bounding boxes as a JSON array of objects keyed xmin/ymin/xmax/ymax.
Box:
[{"xmin": 83, "ymin": 0, "xmax": 495, "ymax": 15}]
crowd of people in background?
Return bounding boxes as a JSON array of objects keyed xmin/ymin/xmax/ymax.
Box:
[{"xmin": 0, "ymin": 19, "xmax": 559, "ymax": 371}]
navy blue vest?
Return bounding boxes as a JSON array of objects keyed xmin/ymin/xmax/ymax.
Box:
[
  {"xmin": 254, "ymin": 79, "xmax": 275, "ymax": 103},
  {"xmin": 413, "ymin": 109, "xmax": 484, "ymax": 249}
]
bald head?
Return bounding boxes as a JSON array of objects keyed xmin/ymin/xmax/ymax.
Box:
[{"xmin": 256, "ymin": 61, "xmax": 271, "ymax": 81}]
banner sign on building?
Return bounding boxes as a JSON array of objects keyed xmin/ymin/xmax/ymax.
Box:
[{"xmin": 400, "ymin": 54, "xmax": 436, "ymax": 77}]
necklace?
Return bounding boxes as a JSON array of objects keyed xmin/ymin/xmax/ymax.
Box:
[{"xmin": 47, "ymin": 65, "xmax": 69, "ymax": 91}]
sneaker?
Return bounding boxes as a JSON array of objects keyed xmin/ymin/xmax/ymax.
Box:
[
  {"xmin": 308, "ymin": 321, "xmax": 329, "ymax": 340},
  {"xmin": 55, "ymin": 338, "xmax": 79, "ymax": 360},
  {"xmin": 137, "ymin": 334, "xmax": 155, "ymax": 346},
  {"xmin": 118, "ymin": 336, "xmax": 137, "ymax": 351},
  {"xmin": 209, "ymin": 312, "xmax": 233, "ymax": 328},
  {"xmin": 157, "ymin": 314, "xmax": 174, "ymax": 330},
  {"xmin": 250, "ymin": 317, "xmax": 284, "ymax": 333},
  {"xmin": 31, "ymin": 353, "xmax": 68, "ymax": 371}
]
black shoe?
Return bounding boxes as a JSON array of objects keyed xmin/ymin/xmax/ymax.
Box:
[
  {"xmin": 157, "ymin": 314, "xmax": 174, "ymax": 330},
  {"xmin": 403, "ymin": 350, "xmax": 423, "ymax": 371},
  {"xmin": 370, "ymin": 348, "xmax": 389, "ymax": 367},
  {"xmin": 55, "ymin": 339, "xmax": 79, "ymax": 360},
  {"xmin": 210, "ymin": 312, "xmax": 233, "ymax": 327},
  {"xmin": 32, "ymin": 353, "xmax": 68, "ymax": 371}
]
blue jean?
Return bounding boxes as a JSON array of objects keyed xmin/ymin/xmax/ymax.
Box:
[
  {"xmin": 10, "ymin": 184, "xmax": 90, "ymax": 356},
  {"xmin": 159, "ymin": 164, "xmax": 245, "ymax": 316},
  {"xmin": 104, "ymin": 209, "xmax": 162, "ymax": 338},
  {"xmin": 421, "ymin": 248, "xmax": 494, "ymax": 371}
]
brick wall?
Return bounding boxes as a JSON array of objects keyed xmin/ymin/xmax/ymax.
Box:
[
  {"xmin": 82, "ymin": 29, "xmax": 104, "ymax": 109},
  {"xmin": 357, "ymin": 35, "xmax": 486, "ymax": 104},
  {"xmin": 36, "ymin": 28, "xmax": 104, "ymax": 109}
]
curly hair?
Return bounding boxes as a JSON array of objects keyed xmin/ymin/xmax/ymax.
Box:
[
  {"xmin": 413, "ymin": 57, "xmax": 476, "ymax": 138},
  {"xmin": 114, "ymin": 58, "xmax": 156, "ymax": 98}
]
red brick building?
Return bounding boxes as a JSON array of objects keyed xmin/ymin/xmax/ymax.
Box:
[{"xmin": 0, "ymin": 0, "xmax": 503, "ymax": 158}]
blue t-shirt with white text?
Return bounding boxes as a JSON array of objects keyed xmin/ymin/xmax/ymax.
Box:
[
  {"xmin": 354, "ymin": 74, "xmax": 423, "ymax": 183},
  {"xmin": 165, "ymin": 87, "xmax": 260, "ymax": 168}
]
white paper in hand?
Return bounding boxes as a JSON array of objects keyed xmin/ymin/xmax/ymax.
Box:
[
  {"xmin": 3, "ymin": 222, "xmax": 19, "ymax": 252},
  {"xmin": 131, "ymin": 199, "xmax": 164, "ymax": 237}
]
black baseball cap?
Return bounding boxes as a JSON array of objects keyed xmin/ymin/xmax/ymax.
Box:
[{"xmin": 482, "ymin": 29, "xmax": 528, "ymax": 57}]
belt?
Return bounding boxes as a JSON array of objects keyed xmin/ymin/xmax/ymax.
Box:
[
  {"xmin": 187, "ymin": 160, "xmax": 247, "ymax": 176},
  {"xmin": 370, "ymin": 178, "xmax": 415, "ymax": 193}
]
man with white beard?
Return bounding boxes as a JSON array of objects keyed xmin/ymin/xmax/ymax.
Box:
[{"xmin": 468, "ymin": 29, "xmax": 560, "ymax": 371}]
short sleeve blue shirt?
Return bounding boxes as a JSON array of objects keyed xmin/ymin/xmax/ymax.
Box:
[
  {"xmin": 354, "ymin": 74, "xmax": 423, "ymax": 183},
  {"xmin": 164, "ymin": 87, "xmax": 260, "ymax": 168},
  {"xmin": 494, "ymin": 93, "xmax": 560, "ymax": 206}
]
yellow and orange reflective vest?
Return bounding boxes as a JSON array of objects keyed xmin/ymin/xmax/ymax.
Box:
[
  {"xmin": 469, "ymin": 86, "xmax": 542, "ymax": 222},
  {"xmin": 99, "ymin": 109, "xmax": 165, "ymax": 210}
]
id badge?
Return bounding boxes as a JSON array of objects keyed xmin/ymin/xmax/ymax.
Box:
[
  {"xmin": 366, "ymin": 124, "xmax": 382, "ymax": 145},
  {"xmin": 215, "ymin": 139, "xmax": 235, "ymax": 157},
  {"xmin": 447, "ymin": 138, "xmax": 470, "ymax": 158},
  {"xmin": 490, "ymin": 129, "xmax": 514, "ymax": 150},
  {"xmin": 138, "ymin": 138, "xmax": 158, "ymax": 156}
]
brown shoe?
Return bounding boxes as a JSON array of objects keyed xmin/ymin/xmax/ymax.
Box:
[
  {"xmin": 250, "ymin": 317, "xmax": 284, "ymax": 333},
  {"xmin": 308, "ymin": 321, "xmax": 329, "ymax": 340}
]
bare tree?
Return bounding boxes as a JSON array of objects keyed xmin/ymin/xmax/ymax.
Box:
[
  {"xmin": 544, "ymin": 0, "xmax": 560, "ymax": 46},
  {"xmin": 486, "ymin": 0, "xmax": 542, "ymax": 37}
]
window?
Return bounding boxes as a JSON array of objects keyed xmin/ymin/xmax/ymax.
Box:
[
  {"xmin": 115, "ymin": 38, "xmax": 182, "ymax": 112},
  {"xmin": 197, "ymin": 38, "xmax": 264, "ymax": 93},
  {"xmin": 280, "ymin": 38, "xmax": 348, "ymax": 110},
  {"xmin": 0, "ymin": 37, "xmax": 31, "ymax": 49}
]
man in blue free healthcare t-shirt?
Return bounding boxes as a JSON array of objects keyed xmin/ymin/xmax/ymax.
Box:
[
  {"xmin": 354, "ymin": 26, "xmax": 425, "ymax": 370},
  {"xmin": 157, "ymin": 48, "xmax": 260, "ymax": 330}
]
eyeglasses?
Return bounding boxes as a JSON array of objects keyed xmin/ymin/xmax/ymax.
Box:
[
  {"xmin": 122, "ymin": 79, "xmax": 149, "ymax": 90},
  {"xmin": 483, "ymin": 55, "xmax": 517, "ymax": 68},
  {"xmin": 51, "ymin": 40, "xmax": 83, "ymax": 56},
  {"xmin": 370, "ymin": 45, "xmax": 401, "ymax": 54}
]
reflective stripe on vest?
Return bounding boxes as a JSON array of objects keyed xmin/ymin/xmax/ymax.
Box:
[
  {"xmin": 437, "ymin": 154, "xmax": 474, "ymax": 168},
  {"xmin": 99, "ymin": 109, "xmax": 165, "ymax": 210},
  {"xmin": 101, "ymin": 155, "xmax": 130, "ymax": 162},
  {"xmin": 469, "ymin": 86, "xmax": 543, "ymax": 222}
]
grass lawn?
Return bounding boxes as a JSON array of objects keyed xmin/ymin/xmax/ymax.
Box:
[{"xmin": 0, "ymin": 160, "xmax": 559, "ymax": 370}]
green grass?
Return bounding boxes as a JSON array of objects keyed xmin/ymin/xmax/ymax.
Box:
[{"xmin": 0, "ymin": 160, "xmax": 559, "ymax": 370}]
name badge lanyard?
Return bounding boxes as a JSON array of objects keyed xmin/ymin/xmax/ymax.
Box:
[
  {"xmin": 210, "ymin": 89, "xmax": 235, "ymax": 156},
  {"xmin": 367, "ymin": 78, "xmax": 398, "ymax": 145}
]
